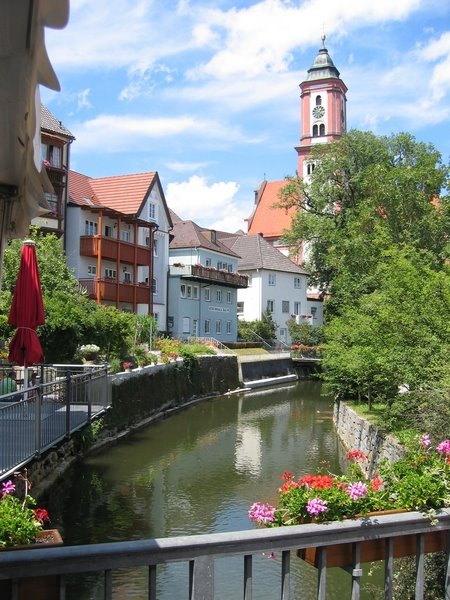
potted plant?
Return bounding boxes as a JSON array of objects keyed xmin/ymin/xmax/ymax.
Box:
[
  {"xmin": 0, "ymin": 471, "xmax": 62, "ymax": 599},
  {"xmin": 79, "ymin": 343, "xmax": 100, "ymax": 362},
  {"xmin": 248, "ymin": 435, "xmax": 450, "ymax": 567}
]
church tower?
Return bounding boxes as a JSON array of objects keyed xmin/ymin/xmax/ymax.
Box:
[{"xmin": 296, "ymin": 36, "xmax": 347, "ymax": 179}]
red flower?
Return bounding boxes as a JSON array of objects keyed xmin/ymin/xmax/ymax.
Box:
[
  {"xmin": 299, "ymin": 474, "xmax": 334, "ymax": 489},
  {"xmin": 281, "ymin": 470, "xmax": 293, "ymax": 481},
  {"xmin": 346, "ymin": 449, "xmax": 367, "ymax": 462},
  {"xmin": 34, "ymin": 508, "xmax": 49, "ymax": 524},
  {"xmin": 370, "ymin": 475, "xmax": 383, "ymax": 491},
  {"xmin": 280, "ymin": 480, "xmax": 299, "ymax": 493}
]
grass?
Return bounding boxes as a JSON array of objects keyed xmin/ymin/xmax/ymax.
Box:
[
  {"xmin": 232, "ymin": 348, "xmax": 269, "ymax": 356},
  {"xmin": 346, "ymin": 401, "xmax": 419, "ymax": 444}
]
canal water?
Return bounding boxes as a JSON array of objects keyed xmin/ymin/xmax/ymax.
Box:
[{"xmin": 43, "ymin": 381, "xmax": 383, "ymax": 599}]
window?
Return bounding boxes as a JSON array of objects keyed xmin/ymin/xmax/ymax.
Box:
[
  {"xmin": 180, "ymin": 284, "xmax": 186, "ymax": 298},
  {"xmin": 192, "ymin": 286, "xmax": 199, "ymax": 299},
  {"xmin": 104, "ymin": 268, "xmax": 116, "ymax": 280},
  {"xmin": 42, "ymin": 144, "xmax": 62, "ymax": 168},
  {"xmin": 247, "ymin": 274, "xmax": 252, "ymax": 287},
  {"xmin": 154, "ymin": 313, "xmax": 159, "ymax": 324},
  {"xmin": 311, "ymin": 306, "xmax": 317, "ymax": 318},
  {"xmin": 319, "ymin": 123, "xmax": 325, "ymax": 136},
  {"xmin": 87, "ymin": 265, "xmax": 97, "ymax": 275},
  {"xmin": 104, "ymin": 225, "xmax": 113, "ymax": 237},
  {"xmin": 182, "ymin": 317, "xmax": 190, "ymax": 334},
  {"xmin": 153, "ymin": 239, "xmax": 158, "ymax": 257},
  {"xmin": 205, "ymin": 258, "xmax": 211, "ymax": 266},
  {"xmin": 237, "ymin": 301, "xmax": 244, "ymax": 315},
  {"xmin": 211, "ymin": 230, "xmax": 216, "ymax": 243},
  {"xmin": 217, "ymin": 261, "xmax": 222, "ymax": 270},
  {"xmin": 307, "ymin": 163, "xmax": 315, "ymax": 176},
  {"xmin": 152, "ymin": 278, "xmax": 157, "ymax": 294},
  {"xmin": 149, "ymin": 203, "xmax": 157, "ymax": 221},
  {"xmin": 316, "ymin": 95, "xmax": 322, "ymax": 106},
  {"xmin": 294, "ymin": 301, "xmax": 301, "ymax": 315},
  {"xmin": 85, "ymin": 220, "xmax": 98, "ymax": 236},
  {"xmin": 215, "ymin": 320, "xmax": 222, "ymax": 334},
  {"xmin": 204, "ymin": 319, "xmax": 211, "ymax": 334},
  {"xmin": 121, "ymin": 230, "xmax": 131, "ymax": 242},
  {"xmin": 312, "ymin": 124, "xmax": 318, "ymax": 137},
  {"xmin": 282, "ymin": 300, "xmax": 290, "ymax": 313},
  {"xmin": 204, "ymin": 287, "xmax": 211, "ymax": 301},
  {"xmin": 267, "ymin": 300, "xmax": 274, "ymax": 313},
  {"xmin": 294, "ymin": 277, "xmax": 302, "ymax": 288},
  {"xmin": 186, "ymin": 285, "xmax": 192, "ymax": 298},
  {"xmin": 226, "ymin": 321, "xmax": 232, "ymax": 334},
  {"xmin": 216, "ymin": 290, "xmax": 222, "ymax": 302},
  {"xmin": 123, "ymin": 272, "xmax": 132, "ymax": 283},
  {"xmin": 226, "ymin": 291, "xmax": 232, "ymax": 303},
  {"xmin": 268, "ymin": 273, "xmax": 276, "ymax": 286}
]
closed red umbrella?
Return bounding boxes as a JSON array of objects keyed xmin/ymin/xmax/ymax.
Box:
[{"xmin": 8, "ymin": 240, "xmax": 45, "ymax": 367}]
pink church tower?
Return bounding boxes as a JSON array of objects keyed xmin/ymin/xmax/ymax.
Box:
[{"xmin": 296, "ymin": 36, "xmax": 347, "ymax": 179}]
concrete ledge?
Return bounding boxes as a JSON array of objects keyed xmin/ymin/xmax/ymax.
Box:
[{"xmin": 243, "ymin": 374, "xmax": 298, "ymax": 389}]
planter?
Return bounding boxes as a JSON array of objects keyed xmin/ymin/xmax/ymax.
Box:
[
  {"xmin": 297, "ymin": 513, "xmax": 446, "ymax": 569},
  {"xmin": 0, "ymin": 529, "xmax": 63, "ymax": 600}
]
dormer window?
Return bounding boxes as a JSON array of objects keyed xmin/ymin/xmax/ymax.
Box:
[{"xmin": 211, "ymin": 230, "xmax": 216, "ymax": 243}]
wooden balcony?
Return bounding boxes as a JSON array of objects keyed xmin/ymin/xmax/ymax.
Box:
[
  {"xmin": 79, "ymin": 278, "xmax": 151, "ymax": 305},
  {"xmin": 170, "ymin": 264, "xmax": 248, "ymax": 288},
  {"xmin": 79, "ymin": 236, "xmax": 151, "ymax": 266}
]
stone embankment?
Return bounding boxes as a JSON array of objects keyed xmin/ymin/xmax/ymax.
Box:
[{"xmin": 333, "ymin": 400, "xmax": 404, "ymax": 477}]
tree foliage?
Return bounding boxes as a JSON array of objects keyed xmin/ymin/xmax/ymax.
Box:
[
  {"xmin": 278, "ymin": 130, "xmax": 450, "ymax": 317},
  {"xmin": 238, "ymin": 309, "xmax": 277, "ymax": 343}
]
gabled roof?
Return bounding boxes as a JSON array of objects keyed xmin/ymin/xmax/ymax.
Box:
[
  {"xmin": 68, "ymin": 170, "xmax": 173, "ymax": 228},
  {"xmin": 169, "ymin": 219, "xmax": 240, "ymax": 258},
  {"xmin": 246, "ymin": 179, "xmax": 295, "ymax": 238},
  {"xmin": 221, "ymin": 233, "xmax": 308, "ymax": 275},
  {"xmin": 68, "ymin": 170, "xmax": 103, "ymax": 207},
  {"xmin": 41, "ymin": 105, "xmax": 74, "ymax": 139},
  {"xmin": 90, "ymin": 172, "xmax": 156, "ymax": 216}
]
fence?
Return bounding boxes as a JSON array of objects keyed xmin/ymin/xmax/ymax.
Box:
[
  {"xmin": 0, "ymin": 510, "xmax": 448, "ymax": 599},
  {"xmin": 0, "ymin": 364, "xmax": 110, "ymax": 479}
]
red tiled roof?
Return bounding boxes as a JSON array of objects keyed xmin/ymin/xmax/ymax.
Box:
[
  {"xmin": 68, "ymin": 170, "xmax": 104, "ymax": 207},
  {"xmin": 246, "ymin": 180, "xmax": 296, "ymax": 238},
  {"xmin": 90, "ymin": 172, "xmax": 157, "ymax": 216}
]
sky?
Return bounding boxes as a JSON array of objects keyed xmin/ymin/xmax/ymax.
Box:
[{"xmin": 42, "ymin": 0, "xmax": 450, "ymax": 232}]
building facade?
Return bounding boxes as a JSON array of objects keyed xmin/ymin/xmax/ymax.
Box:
[
  {"xmin": 168, "ymin": 214, "xmax": 247, "ymax": 343},
  {"xmin": 65, "ymin": 170, "xmax": 172, "ymax": 325},
  {"xmin": 220, "ymin": 234, "xmax": 310, "ymax": 345}
]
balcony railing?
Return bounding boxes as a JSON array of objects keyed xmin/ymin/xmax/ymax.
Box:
[
  {"xmin": 79, "ymin": 278, "xmax": 150, "ymax": 304},
  {"xmin": 80, "ymin": 236, "xmax": 151, "ymax": 266},
  {"xmin": 0, "ymin": 510, "xmax": 448, "ymax": 599},
  {"xmin": 170, "ymin": 264, "xmax": 248, "ymax": 288}
]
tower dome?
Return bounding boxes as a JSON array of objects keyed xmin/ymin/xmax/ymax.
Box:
[{"xmin": 306, "ymin": 35, "xmax": 340, "ymax": 81}]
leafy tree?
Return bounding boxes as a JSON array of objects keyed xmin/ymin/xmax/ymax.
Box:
[
  {"xmin": 287, "ymin": 321, "xmax": 324, "ymax": 347},
  {"xmin": 238, "ymin": 309, "xmax": 277, "ymax": 343},
  {"xmin": 277, "ymin": 130, "xmax": 450, "ymax": 317},
  {"xmin": 322, "ymin": 246, "xmax": 450, "ymax": 404}
]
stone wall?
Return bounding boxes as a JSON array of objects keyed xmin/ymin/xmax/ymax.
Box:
[{"xmin": 333, "ymin": 400, "xmax": 404, "ymax": 476}]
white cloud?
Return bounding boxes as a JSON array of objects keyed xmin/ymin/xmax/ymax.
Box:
[
  {"xmin": 77, "ymin": 89, "xmax": 92, "ymax": 110},
  {"xmin": 166, "ymin": 161, "xmax": 212, "ymax": 173},
  {"xmin": 165, "ymin": 175, "xmax": 249, "ymax": 231},
  {"xmin": 70, "ymin": 114, "xmax": 248, "ymax": 152}
]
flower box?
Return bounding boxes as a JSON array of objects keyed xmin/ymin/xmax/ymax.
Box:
[
  {"xmin": 0, "ymin": 529, "xmax": 63, "ymax": 600},
  {"xmin": 297, "ymin": 512, "xmax": 446, "ymax": 568}
]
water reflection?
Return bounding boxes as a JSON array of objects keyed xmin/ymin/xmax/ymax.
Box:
[{"xmin": 42, "ymin": 381, "xmax": 382, "ymax": 599}]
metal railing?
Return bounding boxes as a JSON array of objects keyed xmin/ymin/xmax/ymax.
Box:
[
  {"xmin": 188, "ymin": 336, "xmax": 236, "ymax": 354},
  {"xmin": 0, "ymin": 365, "xmax": 110, "ymax": 478},
  {"xmin": 0, "ymin": 510, "xmax": 448, "ymax": 599}
]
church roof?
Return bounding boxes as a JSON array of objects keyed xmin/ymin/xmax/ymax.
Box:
[
  {"xmin": 246, "ymin": 179, "xmax": 295, "ymax": 238},
  {"xmin": 306, "ymin": 37, "xmax": 340, "ymax": 81}
]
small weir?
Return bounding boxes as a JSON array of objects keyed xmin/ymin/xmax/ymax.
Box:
[{"xmin": 239, "ymin": 353, "xmax": 320, "ymax": 388}]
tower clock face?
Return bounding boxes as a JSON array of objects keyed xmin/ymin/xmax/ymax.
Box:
[{"xmin": 312, "ymin": 106, "xmax": 325, "ymax": 119}]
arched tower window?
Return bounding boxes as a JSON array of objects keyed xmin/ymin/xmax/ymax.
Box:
[
  {"xmin": 319, "ymin": 124, "xmax": 325, "ymax": 136},
  {"xmin": 312, "ymin": 124, "xmax": 318, "ymax": 137},
  {"xmin": 307, "ymin": 163, "xmax": 316, "ymax": 175},
  {"xmin": 316, "ymin": 95, "xmax": 322, "ymax": 106}
]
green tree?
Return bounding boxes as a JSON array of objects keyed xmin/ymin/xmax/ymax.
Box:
[
  {"xmin": 238, "ymin": 309, "xmax": 277, "ymax": 343},
  {"xmin": 322, "ymin": 246, "xmax": 450, "ymax": 404},
  {"xmin": 278, "ymin": 130, "xmax": 450, "ymax": 317}
]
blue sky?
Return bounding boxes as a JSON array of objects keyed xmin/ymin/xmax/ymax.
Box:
[{"xmin": 42, "ymin": 0, "xmax": 450, "ymax": 232}]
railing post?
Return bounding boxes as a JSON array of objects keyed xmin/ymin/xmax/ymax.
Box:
[
  {"xmin": 316, "ymin": 547, "xmax": 327, "ymax": 600},
  {"xmin": 384, "ymin": 537, "xmax": 393, "ymax": 600},
  {"xmin": 445, "ymin": 531, "xmax": 450, "ymax": 598},
  {"xmin": 34, "ymin": 383, "xmax": 42, "ymax": 456},
  {"xmin": 415, "ymin": 533, "xmax": 425, "ymax": 600},
  {"xmin": 351, "ymin": 542, "xmax": 362, "ymax": 600},
  {"xmin": 243, "ymin": 554, "xmax": 252, "ymax": 600},
  {"xmin": 190, "ymin": 556, "xmax": 214, "ymax": 600},
  {"xmin": 281, "ymin": 550, "xmax": 290, "ymax": 600},
  {"xmin": 65, "ymin": 371, "xmax": 72, "ymax": 437},
  {"xmin": 87, "ymin": 371, "xmax": 92, "ymax": 422}
]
